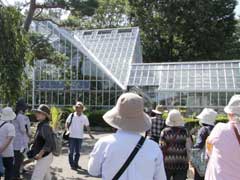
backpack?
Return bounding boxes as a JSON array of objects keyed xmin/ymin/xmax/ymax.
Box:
[{"xmin": 52, "ymin": 130, "xmax": 63, "ymax": 157}]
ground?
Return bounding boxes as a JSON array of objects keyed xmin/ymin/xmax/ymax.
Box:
[
  {"xmin": 24, "ymin": 132, "xmax": 106, "ymax": 180},
  {"xmin": 23, "ymin": 132, "xmax": 194, "ymax": 180}
]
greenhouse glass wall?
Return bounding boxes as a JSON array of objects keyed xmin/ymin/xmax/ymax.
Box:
[{"xmin": 25, "ymin": 21, "xmax": 240, "ymax": 111}]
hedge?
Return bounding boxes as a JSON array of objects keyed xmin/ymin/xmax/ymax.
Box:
[{"xmin": 27, "ymin": 107, "xmax": 229, "ymax": 133}]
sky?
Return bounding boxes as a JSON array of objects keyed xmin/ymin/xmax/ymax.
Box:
[{"xmin": 2, "ymin": 0, "xmax": 240, "ymax": 18}]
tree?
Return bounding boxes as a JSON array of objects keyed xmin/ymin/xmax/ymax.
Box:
[
  {"xmin": 62, "ymin": 0, "xmax": 130, "ymax": 29},
  {"xmin": 24, "ymin": 0, "xmax": 98, "ymax": 31},
  {"xmin": 0, "ymin": 7, "xmax": 29, "ymax": 104},
  {"xmin": 129, "ymin": 0, "xmax": 238, "ymax": 62}
]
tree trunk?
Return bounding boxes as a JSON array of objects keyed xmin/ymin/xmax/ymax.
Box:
[{"xmin": 24, "ymin": 0, "xmax": 36, "ymax": 32}]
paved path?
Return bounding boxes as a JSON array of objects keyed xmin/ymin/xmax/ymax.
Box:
[
  {"xmin": 24, "ymin": 132, "xmax": 194, "ymax": 180},
  {"xmin": 24, "ymin": 133, "xmax": 108, "ymax": 180}
]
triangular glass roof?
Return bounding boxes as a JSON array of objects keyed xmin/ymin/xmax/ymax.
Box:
[
  {"xmin": 73, "ymin": 27, "xmax": 142, "ymax": 87},
  {"xmin": 31, "ymin": 21, "xmax": 142, "ymax": 90}
]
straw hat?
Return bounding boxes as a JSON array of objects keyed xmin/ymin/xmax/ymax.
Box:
[
  {"xmin": 197, "ymin": 108, "xmax": 217, "ymax": 126},
  {"xmin": 152, "ymin": 105, "xmax": 164, "ymax": 115},
  {"xmin": 0, "ymin": 107, "xmax": 16, "ymax": 121},
  {"xmin": 73, "ymin": 101, "xmax": 86, "ymax": 111},
  {"xmin": 224, "ymin": 95, "xmax": 240, "ymax": 116},
  {"xmin": 103, "ymin": 93, "xmax": 151, "ymax": 133},
  {"xmin": 166, "ymin": 109, "xmax": 184, "ymax": 127},
  {"xmin": 33, "ymin": 104, "xmax": 51, "ymax": 120}
]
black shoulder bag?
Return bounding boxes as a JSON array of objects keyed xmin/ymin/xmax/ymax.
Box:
[
  {"xmin": 0, "ymin": 122, "xmax": 7, "ymax": 129},
  {"xmin": 63, "ymin": 113, "xmax": 74, "ymax": 141},
  {"xmin": 112, "ymin": 136, "xmax": 145, "ymax": 180}
]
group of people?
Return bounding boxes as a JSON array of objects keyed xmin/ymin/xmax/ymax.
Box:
[
  {"xmin": 0, "ymin": 100, "xmax": 95, "ymax": 180},
  {"xmin": 0, "ymin": 92, "xmax": 240, "ymax": 180},
  {"xmin": 88, "ymin": 92, "xmax": 240, "ymax": 180}
]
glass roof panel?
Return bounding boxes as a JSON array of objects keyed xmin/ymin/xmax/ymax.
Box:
[
  {"xmin": 129, "ymin": 61, "xmax": 240, "ymax": 91},
  {"xmin": 73, "ymin": 27, "xmax": 141, "ymax": 87}
]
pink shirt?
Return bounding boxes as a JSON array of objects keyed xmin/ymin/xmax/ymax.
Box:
[{"xmin": 205, "ymin": 122, "xmax": 240, "ymax": 180}]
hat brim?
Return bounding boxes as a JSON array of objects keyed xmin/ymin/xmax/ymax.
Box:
[
  {"xmin": 152, "ymin": 110, "xmax": 163, "ymax": 115},
  {"xmin": 1, "ymin": 113, "xmax": 16, "ymax": 121},
  {"xmin": 197, "ymin": 115, "xmax": 215, "ymax": 126},
  {"xmin": 165, "ymin": 117, "xmax": 185, "ymax": 127},
  {"xmin": 32, "ymin": 109, "xmax": 51, "ymax": 120},
  {"xmin": 224, "ymin": 106, "xmax": 231, "ymax": 114},
  {"xmin": 73, "ymin": 105, "xmax": 86, "ymax": 111},
  {"xmin": 103, "ymin": 107, "xmax": 151, "ymax": 133}
]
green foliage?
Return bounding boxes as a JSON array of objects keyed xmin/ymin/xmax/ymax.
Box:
[
  {"xmin": 85, "ymin": 110, "xmax": 110, "ymax": 128},
  {"xmin": 28, "ymin": 33, "xmax": 67, "ymax": 65},
  {"xmin": 0, "ymin": 7, "xmax": 29, "ymax": 104},
  {"xmin": 51, "ymin": 106, "xmax": 61, "ymax": 129},
  {"xmin": 129, "ymin": 0, "xmax": 239, "ymax": 62},
  {"xmin": 63, "ymin": 0, "xmax": 129, "ymax": 29}
]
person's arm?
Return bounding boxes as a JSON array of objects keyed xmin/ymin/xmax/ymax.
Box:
[
  {"xmin": 86, "ymin": 126, "xmax": 95, "ymax": 139},
  {"xmin": 193, "ymin": 127, "xmax": 208, "ymax": 149},
  {"xmin": 88, "ymin": 139, "xmax": 105, "ymax": 177},
  {"xmin": 153, "ymin": 150, "xmax": 167, "ymax": 180},
  {"xmin": 84, "ymin": 116, "xmax": 94, "ymax": 139},
  {"xmin": 0, "ymin": 124, "xmax": 15, "ymax": 154},
  {"xmin": 35, "ymin": 125, "xmax": 54, "ymax": 160},
  {"xmin": 0, "ymin": 136, "xmax": 14, "ymax": 154},
  {"xmin": 206, "ymin": 124, "xmax": 222, "ymax": 156},
  {"xmin": 65, "ymin": 114, "xmax": 72, "ymax": 130}
]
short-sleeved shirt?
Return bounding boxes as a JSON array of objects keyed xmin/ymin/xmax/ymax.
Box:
[
  {"xmin": 205, "ymin": 122, "xmax": 240, "ymax": 180},
  {"xmin": 88, "ymin": 130, "xmax": 167, "ymax": 180},
  {"xmin": 13, "ymin": 113, "xmax": 31, "ymax": 150},
  {"xmin": 0, "ymin": 120, "xmax": 15, "ymax": 157},
  {"xmin": 66, "ymin": 112, "xmax": 90, "ymax": 139}
]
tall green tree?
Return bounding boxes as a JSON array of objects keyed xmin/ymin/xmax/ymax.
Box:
[
  {"xmin": 129, "ymin": 0, "xmax": 238, "ymax": 62},
  {"xmin": 0, "ymin": 7, "xmax": 29, "ymax": 104},
  {"xmin": 63, "ymin": 0, "xmax": 129, "ymax": 29}
]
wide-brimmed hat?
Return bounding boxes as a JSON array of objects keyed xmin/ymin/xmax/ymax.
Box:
[
  {"xmin": 224, "ymin": 95, "xmax": 240, "ymax": 116},
  {"xmin": 0, "ymin": 107, "xmax": 16, "ymax": 121},
  {"xmin": 166, "ymin": 109, "xmax": 184, "ymax": 127},
  {"xmin": 33, "ymin": 104, "xmax": 51, "ymax": 120},
  {"xmin": 73, "ymin": 101, "xmax": 86, "ymax": 111},
  {"xmin": 197, "ymin": 108, "xmax": 217, "ymax": 126},
  {"xmin": 152, "ymin": 105, "xmax": 164, "ymax": 115},
  {"xmin": 103, "ymin": 93, "xmax": 151, "ymax": 133}
]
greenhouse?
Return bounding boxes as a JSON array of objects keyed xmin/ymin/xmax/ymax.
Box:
[{"xmin": 27, "ymin": 21, "xmax": 240, "ymax": 111}]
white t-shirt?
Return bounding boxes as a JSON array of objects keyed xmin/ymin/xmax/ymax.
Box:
[
  {"xmin": 66, "ymin": 112, "xmax": 90, "ymax": 139},
  {"xmin": 0, "ymin": 120, "xmax": 16, "ymax": 157}
]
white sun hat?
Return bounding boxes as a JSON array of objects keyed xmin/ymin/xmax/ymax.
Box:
[
  {"xmin": 224, "ymin": 95, "xmax": 240, "ymax": 116},
  {"xmin": 197, "ymin": 108, "xmax": 217, "ymax": 126},
  {"xmin": 152, "ymin": 105, "xmax": 164, "ymax": 115},
  {"xmin": 166, "ymin": 109, "xmax": 185, "ymax": 127},
  {"xmin": 0, "ymin": 107, "xmax": 16, "ymax": 121},
  {"xmin": 103, "ymin": 92, "xmax": 151, "ymax": 133}
]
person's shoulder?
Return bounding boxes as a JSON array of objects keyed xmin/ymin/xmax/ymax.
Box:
[
  {"xmin": 82, "ymin": 114, "xmax": 88, "ymax": 119},
  {"xmin": 145, "ymin": 138, "xmax": 160, "ymax": 148},
  {"xmin": 4, "ymin": 122, "xmax": 15, "ymax": 131},
  {"xmin": 94, "ymin": 134, "xmax": 116, "ymax": 149},
  {"xmin": 214, "ymin": 122, "xmax": 228, "ymax": 130}
]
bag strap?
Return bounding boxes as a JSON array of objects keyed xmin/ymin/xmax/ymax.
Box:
[
  {"xmin": 232, "ymin": 124, "xmax": 240, "ymax": 145},
  {"xmin": 0, "ymin": 122, "xmax": 7, "ymax": 129},
  {"xmin": 67, "ymin": 113, "xmax": 74, "ymax": 129},
  {"xmin": 112, "ymin": 136, "xmax": 145, "ymax": 180}
]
